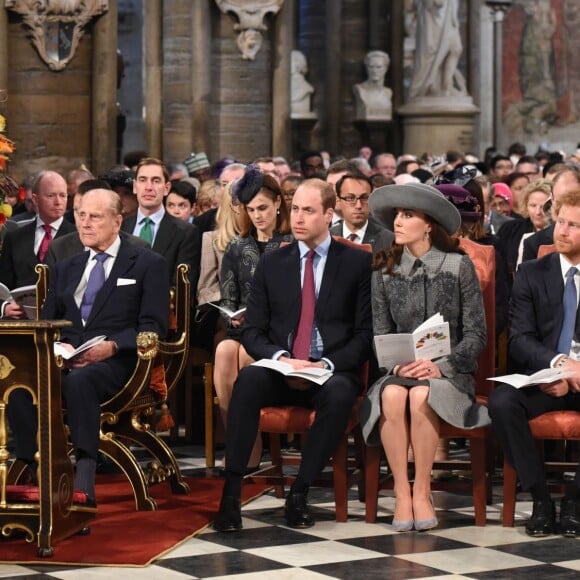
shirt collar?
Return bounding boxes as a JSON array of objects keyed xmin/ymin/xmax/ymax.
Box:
[
  {"xmin": 398, "ymin": 245, "xmax": 447, "ymax": 276},
  {"xmin": 559, "ymin": 254, "xmax": 580, "ymax": 279},
  {"xmin": 87, "ymin": 235, "xmax": 121, "ymax": 261},
  {"xmin": 36, "ymin": 216, "xmax": 64, "ymax": 231},
  {"xmin": 298, "ymin": 233, "xmax": 331, "ymax": 259},
  {"xmin": 342, "ymin": 220, "xmax": 368, "ymax": 241},
  {"xmin": 137, "ymin": 205, "xmax": 165, "ymax": 225}
]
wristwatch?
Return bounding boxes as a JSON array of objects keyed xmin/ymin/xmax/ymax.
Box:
[
  {"xmin": 321, "ymin": 360, "xmax": 331, "ymax": 370},
  {"xmin": 555, "ymin": 355, "xmax": 569, "ymax": 367}
]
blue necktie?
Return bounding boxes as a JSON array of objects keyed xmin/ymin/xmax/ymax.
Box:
[
  {"xmin": 557, "ymin": 266, "xmax": 578, "ymax": 355},
  {"xmin": 80, "ymin": 253, "xmax": 109, "ymax": 321}
]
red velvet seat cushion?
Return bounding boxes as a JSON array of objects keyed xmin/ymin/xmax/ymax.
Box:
[
  {"xmin": 529, "ymin": 411, "xmax": 580, "ymax": 439},
  {"xmin": 5, "ymin": 485, "xmax": 89, "ymax": 504}
]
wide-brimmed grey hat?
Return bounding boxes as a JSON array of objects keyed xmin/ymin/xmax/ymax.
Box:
[{"xmin": 370, "ymin": 182, "xmax": 461, "ymax": 235}]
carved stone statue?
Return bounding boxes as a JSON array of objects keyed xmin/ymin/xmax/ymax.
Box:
[
  {"xmin": 408, "ymin": 0, "xmax": 467, "ymax": 99},
  {"xmin": 353, "ymin": 51, "xmax": 393, "ymax": 121},
  {"xmin": 215, "ymin": 0, "xmax": 284, "ymax": 60},
  {"xmin": 6, "ymin": 0, "xmax": 109, "ymax": 71},
  {"xmin": 291, "ymin": 50, "xmax": 316, "ymax": 119}
]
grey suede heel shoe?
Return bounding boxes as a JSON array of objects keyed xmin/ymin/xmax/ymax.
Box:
[
  {"xmin": 392, "ymin": 518, "xmax": 414, "ymax": 532},
  {"xmin": 414, "ymin": 494, "xmax": 438, "ymax": 531}
]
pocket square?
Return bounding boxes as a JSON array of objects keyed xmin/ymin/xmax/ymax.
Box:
[{"xmin": 117, "ymin": 278, "xmax": 136, "ymax": 286}]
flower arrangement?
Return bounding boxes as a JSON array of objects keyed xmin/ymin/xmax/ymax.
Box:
[{"xmin": 0, "ymin": 113, "xmax": 15, "ymax": 224}]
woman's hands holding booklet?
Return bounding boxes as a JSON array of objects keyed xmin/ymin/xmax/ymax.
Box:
[{"xmin": 395, "ymin": 358, "xmax": 442, "ymax": 380}]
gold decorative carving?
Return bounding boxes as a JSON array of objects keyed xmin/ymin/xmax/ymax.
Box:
[
  {"xmin": 0, "ymin": 355, "xmax": 15, "ymax": 379},
  {"xmin": 5, "ymin": 0, "xmax": 109, "ymax": 71},
  {"xmin": 215, "ymin": 0, "xmax": 284, "ymax": 60},
  {"xmin": 136, "ymin": 331, "xmax": 158, "ymax": 360}
]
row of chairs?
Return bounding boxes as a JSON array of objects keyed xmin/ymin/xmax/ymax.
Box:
[{"xmin": 201, "ymin": 239, "xmax": 579, "ymax": 528}]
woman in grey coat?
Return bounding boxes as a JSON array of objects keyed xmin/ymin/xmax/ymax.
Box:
[{"xmin": 360, "ymin": 183, "xmax": 490, "ymax": 532}]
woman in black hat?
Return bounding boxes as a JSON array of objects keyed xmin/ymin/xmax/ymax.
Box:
[
  {"xmin": 360, "ymin": 183, "xmax": 490, "ymax": 532},
  {"xmin": 214, "ymin": 166, "xmax": 293, "ymax": 470}
]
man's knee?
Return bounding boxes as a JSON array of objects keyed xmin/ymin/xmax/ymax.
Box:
[
  {"xmin": 316, "ymin": 376, "xmax": 359, "ymax": 412},
  {"xmin": 488, "ymin": 385, "xmax": 520, "ymax": 420},
  {"xmin": 232, "ymin": 366, "xmax": 274, "ymax": 403}
]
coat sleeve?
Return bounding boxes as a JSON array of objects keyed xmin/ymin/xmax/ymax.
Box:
[{"xmin": 437, "ymin": 256, "xmax": 487, "ymax": 379}]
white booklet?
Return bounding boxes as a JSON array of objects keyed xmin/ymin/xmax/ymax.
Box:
[
  {"xmin": 0, "ymin": 283, "xmax": 37, "ymax": 318},
  {"xmin": 54, "ymin": 335, "xmax": 107, "ymax": 360},
  {"xmin": 251, "ymin": 358, "xmax": 333, "ymax": 386},
  {"xmin": 208, "ymin": 302, "xmax": 247, "ymax": 321},
  {"xmin": 374, "ymin": 312, "xmax": 451, "ymax": 368},
  {"xmin": 488, "ymin": 367, "xmax": 576, "ymax": 389}
]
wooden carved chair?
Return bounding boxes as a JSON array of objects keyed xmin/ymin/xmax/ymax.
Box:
[
  {"xmin": 502, "ymin": 241, "xmax": 580, "ymax": 526},
  {"xmin": 246, "ymin": 237, "xmax": 372, "ymax": 522},
  {"xmin": 99, "ymin": 263, "xmax": 191, "ymax": 510},
  {"xmin": 365, "ymin": 238, "xmax": 496, "ymax": 526}
]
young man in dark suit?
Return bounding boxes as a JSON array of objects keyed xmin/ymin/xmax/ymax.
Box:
[
  {"xmin": 214, "ymin": 178, "xmax": 373, "ymax": 532},
  {"xmin": 0, "ymin": 170, "xmax": 76, "ymax": 317},
  {"xmin": 329, "ymin": 173, "xmax": 394, "ymax": 252},
  {"xmin": 489, "ymin": 189, "xmax": 580, "ymax": 537},
  {"xmin": 121, "ymin": 157, "xmax": 200, "ymax": 288},
  {"xmin": 8, "ymin": 189, "xmax": 169, "ymax": 505}
]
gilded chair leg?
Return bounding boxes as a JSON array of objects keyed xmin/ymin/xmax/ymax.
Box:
[{"xmin": 99, "ymin": 435, "xmax": 157, "ymax": 511}]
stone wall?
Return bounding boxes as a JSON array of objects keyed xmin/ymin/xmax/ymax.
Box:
[{"xmin": 6, "ymin": 12, "xmax": 92, "ymax": 181}]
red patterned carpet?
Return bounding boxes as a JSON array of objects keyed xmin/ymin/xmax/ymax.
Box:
[{"xmin": 0, "ymin": 474, "xmax": 270, "ymax": 567}]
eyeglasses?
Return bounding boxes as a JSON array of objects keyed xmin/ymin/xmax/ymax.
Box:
[{"xmin": 338, "ymin": 194, "xmax": 370, "ymax": 206}]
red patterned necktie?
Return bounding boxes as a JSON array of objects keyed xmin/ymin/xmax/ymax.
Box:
[
  {"xmin": 38, "ymin": 224, "xmax": 52, "ymax": 262},
  {"xmin": 292, "ymin": 249, "xmax": 316, "ymax": 360}
]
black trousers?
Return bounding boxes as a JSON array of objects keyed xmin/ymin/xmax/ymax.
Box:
[
  {"xmin": 7, "ymin": 355, "xmax": 134, "ymax": 463},
  {"xmin": 226, "ymin": 366, "xmax": 361, "ymax": 485},
  {"xmin": 488, "ymin": 384, "xmax": 580, "ymax": 491}
]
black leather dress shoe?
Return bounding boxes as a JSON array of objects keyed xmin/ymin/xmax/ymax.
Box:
[
  {"xmin": 213, "ymin": 495, "xmax": 242, "ymax": 532},
  {"xmin": 284, "ymin": 492, "xmax": 314, "ymax": 529},
  {"xmin": 525, "ymin": 499, "xmax": 555, "ymax": 537},
  {"xmin": 560, "ymin": 498, "xmax": 580, "ymax": 537}
]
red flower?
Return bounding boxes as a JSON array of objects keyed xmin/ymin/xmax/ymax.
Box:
[
  {"xmin": 18, "ymin": 186, "xmax": 26, "ymax": 201},
  {"xmin": 0, "ymin": 213, "xmax": 6, "ymax": 225}
]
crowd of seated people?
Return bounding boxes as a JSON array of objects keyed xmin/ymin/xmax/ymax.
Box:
[{"xmin": 3, "ymin": 141, "xmax": 580, "ymax": 541}]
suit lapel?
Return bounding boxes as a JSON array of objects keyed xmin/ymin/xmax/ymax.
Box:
[
  {"xmin": 152, "ymin": 214, "xmax": 172, "ymax": 256},
  {"xmin": 317, "ymin": 239, "xmax": 341, "ymax": 311},
  {"xmin": 64, "ymin": 252, "xmax": 90, "ymax": 327},
  {"xmin": 121, "ymin": 214, "xmax": 137, "ymax": 234}
]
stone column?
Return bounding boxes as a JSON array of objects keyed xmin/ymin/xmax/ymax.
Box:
[
  {"xmin": 325, "ymin": 0, "xmax": 341, "ymax": 151},
  {"xmin": 144, "ymin": 0, "xmax": 162, "ymax": 158},
  {"xmin": 191, "ymin": 0, "xmax": 211, "ymax": 155},
  {"xmin": 0, "ymin": 7, "xmax": 7, "ymax": 116},
  {"xmin": 272, "ymin": 0, "xmax": 293, "ymax": 159},
  {"xmin": 92, "ymin": 1, "xmax": 118, "ymax": 175}
]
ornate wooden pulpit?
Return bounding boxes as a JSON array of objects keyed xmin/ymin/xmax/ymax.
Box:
[{"xmin": 0, "ymin": 319, "xmax": 96, "ymax": 557}]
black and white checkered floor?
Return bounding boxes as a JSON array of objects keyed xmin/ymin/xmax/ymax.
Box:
[{"xmin": 3, "ymin": 445, "xmax": 580, "ymax": 579}]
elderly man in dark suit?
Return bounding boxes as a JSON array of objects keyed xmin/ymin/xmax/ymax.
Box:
[
  {"xmin": 329, "ymin": 173, "xmax": 394, "ymax": 252},
  {"xmin": 0, "ymin": 170, "xmax": 76, "ymax": 317},
  {"xmin": 214, "ymin": 178, "xmax": 373, "ymax": 532},
  {"xmin": 489, "ymin": 189, "xmax": 580, "ymax": 538},
  {"xmin": 8, "ymin": 189, "xmax": 169, "ymax": 505},
  {"xmin": 121, "ymin": 157, "xmax": 200, "ymax": 289}
]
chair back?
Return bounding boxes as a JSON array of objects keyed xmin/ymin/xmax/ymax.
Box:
[
  {"xmin": 537, "ymin": 243, "xmax": 556, "ymax": 258},
  {"xmin": 459, "ymin": 238, "xmax": 495, "ymax": 396}
]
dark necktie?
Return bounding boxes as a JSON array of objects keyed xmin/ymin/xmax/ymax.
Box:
[
  {"xmin": 557, "ymin": 266, "xmax": 578, "ymax": 355},
  {"xmin": 37, "ymin": 224, "xmax": 52, "ymax": 262},
  {"xmin": 80, "ymin": 253, "xmax": 109, "ymax": 321},
  {"xmin": 348, "ymin": 233, "xmax": 358, "ymax": 242},
  {"xmin": 139, "ymin": 217, "xmax": 153, "ymax": 245},
  {"xmin": 292, "ymin": 249, "xmax": 316, "ymax": 360}
]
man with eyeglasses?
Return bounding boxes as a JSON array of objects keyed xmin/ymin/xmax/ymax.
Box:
[
  {"xmin": 329, "ymin": 173, "xmax": 393, "ymax": 252},
  {"xmin": 0, "ymin": 170, "xmax": 75, "ymax": 318}
]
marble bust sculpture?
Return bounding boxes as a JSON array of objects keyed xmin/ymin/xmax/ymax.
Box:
[
  {"xmin": 291, "ymin": 50, "xmax": 316, "ymax": 119},
  {"xmin": 353, "ymin": 50, "xmax": 393, "ymax": 121}
]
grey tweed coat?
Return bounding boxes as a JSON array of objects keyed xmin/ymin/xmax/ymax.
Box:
[{"xmin": 360, "ymin": 247, "xmax": 491, "ymax": 446}]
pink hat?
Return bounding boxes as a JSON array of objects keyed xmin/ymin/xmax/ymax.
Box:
[{"xmin": 492, "ymin": 182, "xmax": 512, "ymax": 207}]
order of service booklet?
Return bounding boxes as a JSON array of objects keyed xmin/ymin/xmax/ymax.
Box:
[
  {"xmin": 208, "ymin": 302, "xmax": 247, "ymax": 321},
  {"xmin": 251, "ymin": 358, "xmax": 333, "ymax": 386},
  {"xmin": 373, "ymin": 312, "xmax": 451, "ymax": 368},
  {"xmin": 0, "ymin": 283, "xmax": 37, "ymax": 318},
  {"xmin": 53, "ymin": 335, "xmax": 107, "ymax": 360},
  {"xmin": 488, "ymin": 367, "xmax": 576, "ymax": 389}
]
